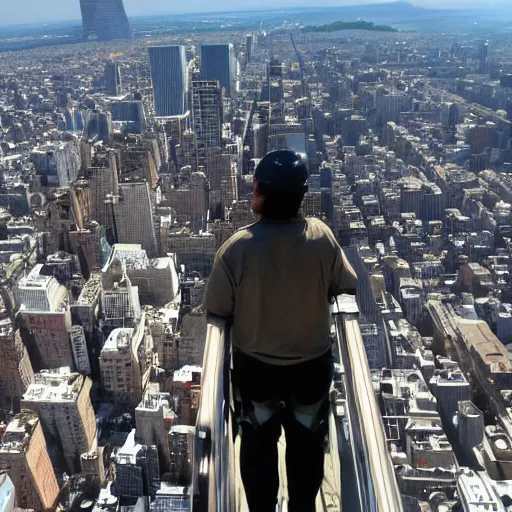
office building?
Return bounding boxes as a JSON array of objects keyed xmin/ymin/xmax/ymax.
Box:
[
  {"xmin": 0, "ymin": 315, "xmax": 33, "ymax": 413},
  {"xmin": 457, "ymin": 469, "xmax": 502, "ymax": 511},
  {"xmin": 110, "ymin": 100, "xmax": 146, "ymax": 133},
  {"xmin": 118, "ymin": 141, "xmax": 159, "ymax": 187},
  {"xmin": 82, "ymin": 109, "xmax": 112, "ymax": 142},
  {"xmin": 16, "ymin": 264, "xmax": 73, "ymax": 371},
  {"xmin": 81, "ymin": 438, "xmax": 105, "ymax": 481},
  {"xmin": 376, "ymin": 93, "xmax": 413, "ymax": 125},
  {"xmin": 200, "ymin": 44, "xmax": 236, "ymax": 97},
  {"xmin": 192, "ymin": 81, "xmax": 223, "ymax": 157},
  {"xmin": 105, "ymin": 61, "xmax": 122, "ymax": 96},
  {"xmin": 151, "ymin": 484, "xmax": 191, "ymax": 512},
  {"xmin": 113, "ymin": 181, "xmax": 159, "ymax": 257},
  {"xmin": 69, "ymin": 221, "xmax": 104, "ymax": 279},
  {"xmin": 149, "ymin": 46, "xmax": 188, "ymax": 117},
  {"xmin": 429, "ymin": 368, "xmax": 471, "ymax": 435},
  {"xmin": 86, "ymin": 166, "xmax": 117, "ymax": 241},
  {"xmin": 99, "ymin": 325, "xmax": 146, "ymax": 407},
  {"xmin": 456, "ymin": 401, "xmax": 484, "ymax": 466},
  {"xmin": 21, "ymin": 367, "xmax": 96, "ymax": 474},
  {"xmin": 399, "ymin": 278, "xmax": 423, "ymax": 327},
  {"xmin": 135, "ymin": 383, "xmax": 175, "ymax": 473},
  {"xmin": 405, "ymin": 419, "xmax": 456, "ymax": 470},
  {"xmin": 167, "ymin": 171, "xmax": 210, "ymax": 232},
  {"xmin": 31, "ymin": 139, "xmax": 81, "ymax": 187},
  {"xmin": 101, "ymin": 270, "xmax": 141, "ymax": 331},
  {"xmin": 478, "ymin": 40, "xmax": 489, "ymax": 74},
  {"xmin": 341, "ymin": 115, "xmax": 367, "ymax": 146},
  {"xmin": 113, "ymin": 429, "xmax": 160, "ymax": 500},
  {"xmin": 69, "ymin": 326, "xmax": 91, "ymax": 374},
  {"xmin": 102, "ymin": 244, "xmax": 179, "ymax": 307},
  {"xmin": 0, "ymin": 413, "xmax": 59, "ymax": 511},
  {"xmin": 245, "ymin": 34, "xmax": 253, "ymax": 62},
  {"xmin": 80, "ymin": 0, "xmax": 131, "ymax": 41},
  {"xmin": 168, "ymin": 426, "xmax": 195, "ymax": 486}
]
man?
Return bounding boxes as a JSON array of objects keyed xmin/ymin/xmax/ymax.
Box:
[{"xmin": 204, "ymin": 149, "xmax": 357, "ymax": 511}]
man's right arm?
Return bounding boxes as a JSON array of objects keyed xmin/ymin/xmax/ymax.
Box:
[
  {"xmin": 329, "ymin": 241, "xmax": 358, "ymax": 299},
  {"xmin": 204, "ymin": 242, "xmax": 236, "ymax": 320}
]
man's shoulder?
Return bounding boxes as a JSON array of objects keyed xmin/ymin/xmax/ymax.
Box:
[
  {"xmin": 304, "ymin": 217, "xmax": 336, "ymax": 240},
  {"xmin": 218, "ymin": 223, "xmax": 258, "ymax": 256},
  {"xmin": 234, "ymin": 220, "xmax": 260, "ymax": 236}
]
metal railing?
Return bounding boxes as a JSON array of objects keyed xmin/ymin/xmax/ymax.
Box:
[
  {"xmin": 192, "ymin": 318, "xmax": 235, "ymax": 512},
  {"xmin": 332, "ymin": 294, "xmax": 403, "ymax": 512},
  {"xmin": 193, "ymin": 297, "xmax": 403, "ymax": 512}
]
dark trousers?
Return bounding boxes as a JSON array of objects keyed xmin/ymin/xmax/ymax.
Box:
[{"xmin": 233, "ymin": 349, "xmax": 334, "ymax": 512}]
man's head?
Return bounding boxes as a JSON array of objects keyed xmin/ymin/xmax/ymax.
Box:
[{"xmin": 252, "ymin": 149, "xmax": 309, "ymax": 220}]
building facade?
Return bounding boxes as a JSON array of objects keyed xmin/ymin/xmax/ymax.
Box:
[
  {"xmin": 200, "ymin": 44, "xmax": 236, "ymax": 97},
  {"xmin": 21, "ymin": 368, "xmax": 96, "ymax": 473},
  {"xmin": 149, "ymin": 46, "xmax": 188, "ymax": 117},
  {"xmin": 105, "ymin": 61, "xmax": 122, "ymax": 96},
  {"xmin": 192, "ymin": 81, "xmax": 223, "ymax": 157},
  {"xmin": 80, "ymin": 0, "xmax": 131, "ymax": 41},
  {"xmin": 0, "ymin": 413, "xmax": 59, "ymax": 511}
]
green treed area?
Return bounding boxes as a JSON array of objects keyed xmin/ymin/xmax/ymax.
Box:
[{"xmin": 302, "ymin": 20, "xmax": 398, "ymax": 33}]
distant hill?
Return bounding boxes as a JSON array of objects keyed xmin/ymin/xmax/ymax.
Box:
[
  {"xmin": 302, "ymin": 20, "xmax": 398, "ymax": 33},
  {"xmin": 284, "ymin": 1, "xmax": 510, "ymax": 33}
]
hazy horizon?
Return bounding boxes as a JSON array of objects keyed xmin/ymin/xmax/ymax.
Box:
[{"xmin": 0, "ymin": 0, "xmax": 509, "ymax": 27}]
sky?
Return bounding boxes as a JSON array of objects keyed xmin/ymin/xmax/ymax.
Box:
[{"xmin": 0, "ymin": 0, "xmax": 508, "ymax": 27}]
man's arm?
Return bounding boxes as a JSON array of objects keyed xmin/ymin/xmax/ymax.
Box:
[
  {"xmin": 330, "ymin": 243, "xmax": 358, "ymax": 298},
  {"xmin": 204, "ymin": 246, "xmax": 236, "ymax": 319}
]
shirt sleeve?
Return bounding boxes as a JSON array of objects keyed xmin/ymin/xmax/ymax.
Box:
[
  {"xmin": 330, "ymin": 242, "xmax": 358, "ymax": 298},
  {"xmin": 204, "ymin": 246, "xmax": 236, "ymax": 318}
]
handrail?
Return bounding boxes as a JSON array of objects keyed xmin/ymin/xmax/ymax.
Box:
[
  {"xmin": 333, "ymin": 294, "xmax": 403, "ymax": 512},
  {"xmin": 192, "ymin": 318, "xmax": 235, "ymax": 512},
  {"xmin": 193, "ymin": 301, "xmax": 403, "ymax": 512}
]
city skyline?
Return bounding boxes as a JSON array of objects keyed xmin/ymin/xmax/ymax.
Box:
[
  {"xmin": 1, "ymin": 0, "xmax": 510, "ymax": 26},
  {"xmin": 2, "ymin": 0, "xmax": 512, "ymax": 509}
]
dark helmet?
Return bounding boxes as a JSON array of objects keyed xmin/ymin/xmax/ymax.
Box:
[{"xmin": 254, "ymin": 149, "xmax": 309, "ymax": 195}]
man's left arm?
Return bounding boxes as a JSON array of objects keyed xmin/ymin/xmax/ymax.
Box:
[{"xmin": 204, "ymin": 247, "xmax": 236, "ymax": 319}]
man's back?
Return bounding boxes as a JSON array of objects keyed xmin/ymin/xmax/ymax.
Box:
[{"xmin": 204, "ymin": 216, "xmax": 356, "ymax": 364}]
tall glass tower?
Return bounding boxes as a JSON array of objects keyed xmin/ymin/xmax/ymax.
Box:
[
  {"xmin": 192, "ymin": 80, "xmax": 223, "ymax": 157},
  {"xmin": 148, "ymin": 46, "xmax": 188, "ymax": 117},
  {"xmin": 80, "ymin": 0, "xmax": 131, "ymax": 41},
  {"xmin": 105, "ymin": 61, "xmax": 122, "ymax": 96},
  {"xmin": 200, "ymin": 44, "xmax": 236, "ymax": 97}
]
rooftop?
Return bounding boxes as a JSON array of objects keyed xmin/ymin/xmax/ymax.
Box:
[
  {"xmin": 173, "ymin": 365, "xmax": 202, "ymax": 383},
  {"xmin": 17, "ymin": 264, "xmax": 67, "ymax": 312},
  {"xmin": 457, "ymin": 469, "xmax": 502, "ymax": 511},
  {"xmin": 76, "ymin": 273, "xmax": 102, "ymax": 305},
  {"xmin": 0, "ymin": 412, "xmax": 39, "ymax": 453},
  {"xmin": 102, "ymin": 328, "xmax": 134, "ymax": 353},
  {"xmin": 116, "ymin": 429, "xmax": 141, "ymax": 465},
  {"xmin": 22, "ymin": 367, "xmax": 85, "ymax": 403}
]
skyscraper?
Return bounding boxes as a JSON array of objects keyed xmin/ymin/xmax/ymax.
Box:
[
  {"xmin": 100, "ymin": 328, "xmax": 144, "ymax": 407},
  {"xmin": 0, "ymin": 413, "xmax": 59, "ymax": 511},
  {"xmin": 148, "ymin": 46, "xmax": 188, "ymax": 117},
  {"xmin": 113, "ymin": 181, "xmax": 159, "ymax": 257},
  {"xmin": 192, "ymin": 81, "xmax": 223, "ymax": 157},
  {"xmin": 80, "ymin": 0, "xmax": 132, "ymax": 41},
  {"xmin": 105, "ymin": 61, "xmax": 122, "ymax": 96},
  {"xmin": 16, "ymin": 265, "xmax": 73, "ymax": 371},
  {"xmin": 21, "ymin": 368, "xmax": 96, "ymax": 474},
  {"xmin": 0, "ymin": 315, "xmax": 34, "ymax": 413},
  {"xmin": 200, "ymin": 44, "xmax": 236, "ymax": 97}
]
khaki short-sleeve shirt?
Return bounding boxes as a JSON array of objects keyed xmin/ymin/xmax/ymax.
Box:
[{"xmin": 204, "ymin": 216, "xmax": 357, "ymax": 365}]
